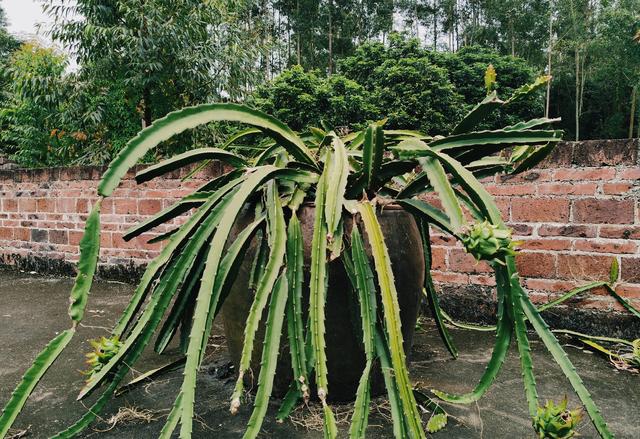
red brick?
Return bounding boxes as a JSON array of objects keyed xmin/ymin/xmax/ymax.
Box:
[
  {"xmin": 431, "ymin": 271, "xmax": 469, "ymax": 284},
  {"xmin": 14, "ymin": 228, "xmax": 29, "ymax": 241},
  {"xmin": 18, "ymin": 198, "xmax": 37, "ymax": 212},
  {"xmin": 485, "ymin": 184, "xmax": 535, "ymax": 196},
  {"xmin": 101, "ymin": 198, "xmax": 114, "ymax": 214},
  {"xmin": 76, "ymin": 198, "xmax": 89, "ymax": 213},
  {"xmin": 448, "ymin": 249, "xmax": 492, "ymax": 274},
  {"xmin": 431, "ymin": 234, "xmax": 456, "ymax": 246},
  {"xmin": 114, "ymin": 199, "xmax": 137, "ymax": 215},
  {"xmin": 615, "ymin": 283, "xmax": 640, "ymax": 299},
  {"xmin": 499, "ymin": 170, "xmax": 553, "ymax": 184},
  {"xmin": 617, "ymin": 168, "xmax": 640, "ymax": 180},
  {"xmin": 0, "ymin": 227, "xmax": 12, "ymax": 239},
  {"xmin": 573, "ymin": 298, "xmax": 624, "ymax": 311},
  {"xmin": 515, "ymin": 252, "xmax": 556, "ymax": 278},
  {"xmin": 553, "ymin": 168, "xmax": 616, "ymax": 181},
  {"xmin": 111, "ymin": 233, "xmax": 143, "ymax": 250},
  {"xmin": 2, "ymin": 199, "xmax": 17, "ymax": 212},
  {"xmin": 556, "ymin": 254, "xmax": 614, "ymax": 281},
  {"xmin": 139, "ymin": 238, "xmax": 162, "ymax": 252},
  {"xmin": 519, "ymin": 238, "xmax": 571, "ymax": 251},
  {"xmin": 469, "ymin": 274, "xmax": 496, "ymax": 286},
  {"xmin": 49, "ymin": 230, "xmax": 68, "ymax": 245},
  {"xmin": 494, "ymin": 198, "xmax": 511, "ymax": 220},
  {"xmin": 573, "ymin": 198, "xmax": 634, "ymax": 224},
  {"xmin": 538, "ymin": 224, "xmax": 595, "ymax": 238},
  {"xmin": 100, "ymin": 232, "xmax": 113, "ymax": 248},
  {"xmin": 36, "ymin": 198, "xmax": 55, "ymax": 212},
  {"xmin": 56, "ymin": 198, "xmax": 76, "ymax": 213},
  {"xmin": 138, "ymin": 199, "xmax": 162, "ymax": 215},
  {"xmin": 31, "ymin": 229, "xmax": 48, "ymax": 243},
  {"xmin": 602, "ymin": 182, "xmax": 634, "ymax": 195},
  {"xmin": 511, "ymin": 198, "xmax": 570, "ymax": 222},
  {"xmin": 599, "ymin": 225, "xmax": 640, "ymax": 240},
  {"xmin": 525, "ymin": 278, "xmax": 578, "ymax": 293},
  {"xmin": 537, "ymin": 182, "xmax": 597, "ymax": 196},
  {"xmin": 528, "ymin": 291, "xmax": 553, "ymax": 305},
  {"xmin": 573, "ymin": 240, "xmax": 637, "ymax": 254},
  {"xmin": 621, "ymin": 257, "xmax": 640, "ymax": 283},
  {"xmin": 509, "ymin": 223, "xmax": 534, "ymax": 236},
  {"xmin": 69, "ymin": 231, "xmax": 83, "ymax": 246},
  {"xmin": 430, "ymin": 246, "xmax": 447, "ymax": 271}
]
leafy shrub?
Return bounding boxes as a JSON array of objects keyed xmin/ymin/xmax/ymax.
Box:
[
  {"xmin": 0, "ymin": 43, "xmax": 68, "ymax": 167},
  {"xmin": 367, "ymin": 56, "xmax": 464, "ymax": 134},
  {"xmin": 0, "ymin": 42, "xmax": 145, "ymax": 168},
  {"xmin": 254, "ymin": 34, "xmax": 544, "ymax": 134},
  {"xmin": 251, "ymin": 65, "xmax": 376, "ymax": 131}
]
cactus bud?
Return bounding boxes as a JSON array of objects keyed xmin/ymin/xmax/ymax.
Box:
[
  {"xmin": 460, "ymin": 220, "xmax": 518, "ymax": 262},
  {"xmin": 84, "ymin": 336, "xmax": 122, "ymax": 380},
  {"xmin": 533, "ymin": 397, "xmax": 582, "ymax": 439},
  {"xmin": 230, "ymin": 397, "xmax": 241, "ymax": 414}
]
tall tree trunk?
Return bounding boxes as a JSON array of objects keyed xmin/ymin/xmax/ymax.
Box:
[
  {"xmin": 296, "ymin": 0, "xmax": 301, "ymax": 65},
  {"xmin": 575, "ymin": 47, "xmax": 580, "ymax": 141},
  {"xmin": 328, "ymin": 0, "xmax": 333, "ymax": 75},
  {"xmin": 142, "ymin": 87, "xmax": 152, "ymax": 129},
  {"xmin": 545, "ymin": 8, "xmax": 553, "ymax": 118},
  {"xmin": 415, "ymin": 2, "xmax": 420, "ymax": 39},
  {"xmin": 629, "ymin": 85, "xmax": 637, "ymax": 138},
  {"xmin": 433, "ymin": 1, "xmax": 438, "ymax": 50},
  {"xmin": 262, "ymin": 0, "xmax": 270, "ymax": 80},
  {"xmin": 510, "ymin": 17, "xmax": 515, "ymax": 57}
]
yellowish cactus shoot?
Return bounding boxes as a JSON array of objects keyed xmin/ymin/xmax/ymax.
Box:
[
  {"xmin": 84, "ymin": 336, "xmax": 122, "ymax": 380},
  {"xmin": 533, "ymin": 397, "xmax": 583, "ymax": 439},
  {"xmin": 460, "ymin": 220, "xmax": 518, "ymax": 262},
  {"xmin": 485, "ymin": 64, "xmax": 497, "ymax": 93}
]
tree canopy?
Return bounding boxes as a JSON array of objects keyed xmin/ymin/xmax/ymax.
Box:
[{"xmin": 0, "ymin": 0, "xmax": 638, "ymax": 167}]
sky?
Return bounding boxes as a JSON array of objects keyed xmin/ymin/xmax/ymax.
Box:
[
  {"xmin": 2, "ymin": 0, "xmax": 78, "ymax": 68},
  {"xmin": 2, "ymin": 0, "xmax": 52, "ymax": 43}
]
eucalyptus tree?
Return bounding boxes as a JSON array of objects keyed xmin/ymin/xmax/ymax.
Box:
[{"xmin": 43, "ymin": 0, "xmax": 268, "ymax": 126}]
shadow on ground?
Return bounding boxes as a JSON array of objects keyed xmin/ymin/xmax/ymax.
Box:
[{"xmin": 0, "ymin": 271, "xmax": 638, "ymax": 438}]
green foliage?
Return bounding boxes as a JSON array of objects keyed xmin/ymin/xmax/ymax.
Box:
[
  {"xmin": 550, "ymin": 0, "xmax": 640, "ymax": 140},
  {"xmin": 251, "ymin": 65, "xmax": 376, "ymax": 131},
  {"xmin": 254, "ymin": 35, "xmax": 543, "ymax": 134},
  {"xmin": 2, "ymin": 79, "xmax": 614, "ymax": 439},
  {"xmin": 0, "ymin": 43, "xmax": 67, "ymax": 166},
  {"xmin": 0, "ymin": 41, "xmax": 141, "ymax": 167},
  {"xmin": 368, "ymin": 56, "xmax": 464, "ymax": 134},
  {"xmin": 44, "ymin": 0, "xmax": 266, "ymax": 108}
]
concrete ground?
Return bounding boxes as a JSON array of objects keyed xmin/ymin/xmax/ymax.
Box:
[{"xmin": 0, "ymin": 271, "xmax": 638, "ymax": 438}]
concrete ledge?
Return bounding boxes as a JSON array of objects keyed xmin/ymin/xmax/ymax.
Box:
[{"xmin": 437, "ymin": 284, "xmax": 640, "ymax": 340}]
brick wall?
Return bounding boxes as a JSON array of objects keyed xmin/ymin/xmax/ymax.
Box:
[
  {"xmin": 0, "ymin": 140, "xmax": 638, "ymax": 334},
  {"xmin": 429, "ymin": 139, "xmax": 639, "ymax": 336},
  {"xmin": 0, "ymin": 162, "xmax": 226, "ymax": 280}
]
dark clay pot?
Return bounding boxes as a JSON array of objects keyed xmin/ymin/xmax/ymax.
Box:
[{"xmin": 221, "ymin": 204, "xmax": 424, "ymax": 402}]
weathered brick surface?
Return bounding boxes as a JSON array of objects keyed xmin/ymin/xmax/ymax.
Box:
[
  {"xmin": 0, "ymin": 140, "xmax": 638, "ymax": 320},
  {"xmin": 0, "ymin": 162, "xmax": 222, "ymax": 279},
  {"xmin": 425, "ymin": 138, "xmax": 640, "ymax": 316}
]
